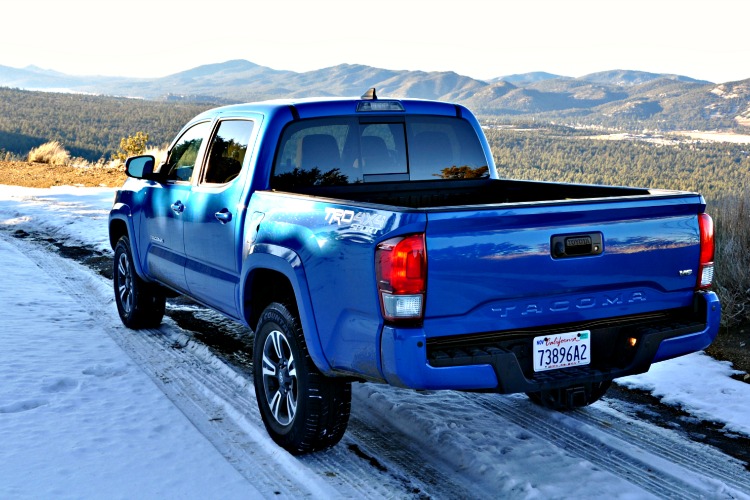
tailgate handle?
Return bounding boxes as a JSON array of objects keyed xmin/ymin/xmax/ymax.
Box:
[{"xmin": 551, "ymin": 233, "xmax": 603, "ymax": 259}]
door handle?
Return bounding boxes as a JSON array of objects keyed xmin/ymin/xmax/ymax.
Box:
[
  {"xmin": 215, "ymin": 209, "xmax": 233, "ymax": 224},
  {"xmin": 170, "ymin": 201, "xmax": 185, "ymax": 214}
]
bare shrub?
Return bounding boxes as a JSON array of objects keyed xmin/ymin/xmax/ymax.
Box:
[
  {"xmin": 711, "ymin": 192, "xmax": 750, "ymax": 327},
  {"xmin": 114, "ymin": 131, "xmax": 149, "ymax": 162},
  {"xmin": 28, "ymin": 141, "xmax": 71, "ymax": 166}
]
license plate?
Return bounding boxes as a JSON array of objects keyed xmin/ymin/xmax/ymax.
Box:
[{"xmin": 533, "ymin": 330, "xmax": 590, "ymax": 372}]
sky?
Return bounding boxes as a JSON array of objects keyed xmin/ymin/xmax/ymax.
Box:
[
  {"xmin": 1, "ymin": 183, "xmax": 749, "ymax": 497},
  {"xmin": 1, "ymin": 0, "xmax": 748, "ymax": 83}
]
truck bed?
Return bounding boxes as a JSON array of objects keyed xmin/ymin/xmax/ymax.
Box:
[{"xmin": 279, "ymin": 178, "xmax": 657, "ymax": 210}]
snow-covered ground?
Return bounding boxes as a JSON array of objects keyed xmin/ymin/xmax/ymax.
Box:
[
  {"xmin": 0, "ymin": 231, "xmax": 256, "ymax": 498},
  {"xmin": 1, "ymin": 184, "xmax": 750, "ymax": 499}
]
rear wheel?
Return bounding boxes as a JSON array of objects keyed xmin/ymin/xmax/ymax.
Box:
[
  {"xmin": 526, "ymin": 381, "xmax": 611, "ymax": 410},
  {"xmin": 113, "ymin": 236, "xmax": 166, "ymax": 329},
  {"xmin": 253, "ymin": 302, "xmax": 351, "ymax": 454}
]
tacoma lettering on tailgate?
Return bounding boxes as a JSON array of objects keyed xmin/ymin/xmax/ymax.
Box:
[{"xmin": 491, "ymin": 291, "xmax": 648, "ymax": 318}]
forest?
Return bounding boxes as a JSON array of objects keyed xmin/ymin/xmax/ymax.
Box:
[
  {"xmin": 484, "ymin": 125, "xmax": 750, "ymax": 203},
  {"xmin": 0, "ymin": 88, "xmax": 210, "ymax": 160}
]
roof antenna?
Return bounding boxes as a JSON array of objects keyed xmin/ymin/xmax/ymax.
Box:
[{"xmin": 361, "ymin": 87, "xmax": 377, "ymax": 100}]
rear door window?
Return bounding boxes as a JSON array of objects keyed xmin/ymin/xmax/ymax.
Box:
[
  {"xmin": 272, "ymin": 118, "xmax": 350, "ymax": 189},
  {"xmin": 201, "ymin": 119, "xmax": 254, "ymax": 185}
]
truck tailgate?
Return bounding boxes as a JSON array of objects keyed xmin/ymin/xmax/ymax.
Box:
[{"xmin": 423, "ymin": 193, "xmax": 706, "ymax": 337}]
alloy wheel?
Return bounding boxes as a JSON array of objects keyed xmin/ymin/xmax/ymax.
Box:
[
  {"xmin": 261, "ymin": 329, "xmax": 298, "ymax": 426},
  {"xmin": 116, "ymin": 252, "xmax": 134, "ymax": 315}
]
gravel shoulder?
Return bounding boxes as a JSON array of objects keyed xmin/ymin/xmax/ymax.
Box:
[{"xmin": 0, "ymin": 160, "xmax": 127, "ymax": 188}]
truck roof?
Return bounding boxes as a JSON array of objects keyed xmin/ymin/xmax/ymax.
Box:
[{"xmin": 192, "ymin": 91, "xmax": 467, "ymax": 121}]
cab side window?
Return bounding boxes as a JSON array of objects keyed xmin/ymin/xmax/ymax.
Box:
[
  {"xmin": 202, "ymin": 120, "xmax": 254, "ymax": 185},
  {"xmin": 164, "ymin": 121, "xmax": 211, "ymax": 182}
]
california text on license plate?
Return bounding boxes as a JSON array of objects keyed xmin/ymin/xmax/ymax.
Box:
[{"xmin": 533, "ymin": 330, "xmax": 590, "ymax": 372}]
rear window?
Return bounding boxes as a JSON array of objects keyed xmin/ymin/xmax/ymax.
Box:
[{"xmin": 271, "ymin": 116, "xmax": 488, "ymax": 189}]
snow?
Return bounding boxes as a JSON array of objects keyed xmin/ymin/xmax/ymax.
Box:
[
  {"xmin": 1, "ymin": 184, "xmax": 750, "ymax": 498},
  {"xmin": 618, "ymin": 353, "xmax": 750, "ymax": 436},
  {"xmin": 0, "ymin": 234, "xmax": 255, "ymax": 498},
  {"xmin": 0, "ymin": 185, "xmax": 115, "ymax": 253}
]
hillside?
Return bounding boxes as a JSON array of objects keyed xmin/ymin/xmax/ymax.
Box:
[
  {"xmin": 0, "ymin": 60, "xmax": 749, "ymax": 161},
  {"xmin": 0, "ymin": 60, "xmax": 748, "ymax": 134},
  {"xmin": 473, "ymin": 77, "xmax": 750, "ymax": 131}
]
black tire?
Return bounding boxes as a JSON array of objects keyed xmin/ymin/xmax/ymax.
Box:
[
  {"xmin": 253, "ymin": 302, "xmax": 351, "ymax": 454},
  {"xmin": 526, "ymin": 380, "xmax": 611, "ymax": 410},
  {"xmin": 113, "ymin": 235, "xmax": 166, "ymax": 329}
]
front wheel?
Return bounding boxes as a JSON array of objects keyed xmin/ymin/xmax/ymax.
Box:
[
  {"xmin": 113, "ymin": 236, "xmax": 166, "ymax": 329},
  {"xmin": 253, "ymin": 302, "xmax": 351, "ymax": 454},
  {"xmin": 526, "ymin": 380, "xmax": 611, "ymax": 410}
]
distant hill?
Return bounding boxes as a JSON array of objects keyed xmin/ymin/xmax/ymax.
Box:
[
  {"xmin": 0, "ymin": 60, "xmax": 489, "ymax": 103},
  {"xmin": 0, "ymin": 64, "xmax": 105, "ymax": 91},
  {"xmin": 0, "ymin": 59, "xmax": 720, "ymax": 99},
  {"xmin": 493, "ymin": 72, "xmax": 564, "ymax": 85},
  {"xmin": 577, "ymin": 69, "xmax": 710, "ymax": 86}
]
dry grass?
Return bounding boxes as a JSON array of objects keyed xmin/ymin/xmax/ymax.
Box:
[
  {"xmin": 713, "ymin": 193, "xmax": 750, "ymax": 327},
  {"xmin": 27, "ymin": 141, "xmax": 71, "ymax": 166}
]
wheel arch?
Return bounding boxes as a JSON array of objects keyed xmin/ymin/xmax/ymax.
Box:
[
  {"xmin": 109, "ymin": 218, "xmax": 128, "ymax": 250},
  {"xmin": 241, "ymin": 246, "xmax": 332, "ymax": 374},
  {"xmin": 245, "ymin": 268, "xmax": 297, "ymax": 329},
  {"xmin": 109, "ymin": 205, "xmax": 147, "ymax": 281}
]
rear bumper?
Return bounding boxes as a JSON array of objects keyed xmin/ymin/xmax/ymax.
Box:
[{"xmin": 379, "ymin": 291, "xmax": 721, "ymax": 393}]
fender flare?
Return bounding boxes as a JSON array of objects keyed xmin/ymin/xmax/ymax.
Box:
[
  {"xmin": 240, "ymin": 244, "xmax": 332, "ymax": 374},
  {"xmin": 109, "ymin": 203, "xmax": 149, "ymax": 281}
]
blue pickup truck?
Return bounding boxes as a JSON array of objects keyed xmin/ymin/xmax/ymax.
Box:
[{"xmin": 109, "ymin": 89, "xmax": 720, "ymax": 454}]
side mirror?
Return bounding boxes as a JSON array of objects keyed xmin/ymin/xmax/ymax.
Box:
[{"xmin": 125, "ymin": 155, "xmax": 156, "ymax": 180}]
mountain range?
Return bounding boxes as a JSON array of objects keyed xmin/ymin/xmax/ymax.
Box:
[{"xmin": 1, "ymin": 60, "xmax": 748, "ymax": 131}]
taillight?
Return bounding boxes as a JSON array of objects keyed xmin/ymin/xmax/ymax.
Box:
[
  {"xmin": 697, "ymin": 213, "xmax": 714, "ymax": 290},
  {"xmin": 376, "ymin": 234, "xmax": 426, "ymax": 322}
]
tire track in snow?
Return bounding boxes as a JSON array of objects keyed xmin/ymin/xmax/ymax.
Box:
[
  {"xmin": 469, "ymin": 392, "xmax": 750, "ymax": 499},
  {"xmin": 572, "ymin": 399, "xmax": 750, "ymax": 495},
  {"xmin": 338, "ymin": 413, "xmax": 492, "ymax": 499}
]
